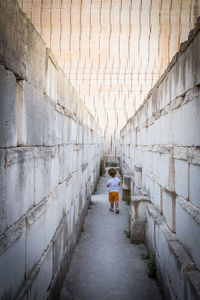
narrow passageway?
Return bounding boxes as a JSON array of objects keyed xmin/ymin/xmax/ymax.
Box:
[{"xmin": 59, "ymin": 171, "xmax": 162, "ymax": 300}]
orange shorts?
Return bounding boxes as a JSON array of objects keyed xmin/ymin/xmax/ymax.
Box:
[{"xmin": 109, "ymin": 192, "xmax": 119, "ymax": 203}]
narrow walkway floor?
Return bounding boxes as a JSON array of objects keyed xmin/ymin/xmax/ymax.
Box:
[{"xmin": 59, "ymin": 173, "xmax": 162, "ymax": 300}]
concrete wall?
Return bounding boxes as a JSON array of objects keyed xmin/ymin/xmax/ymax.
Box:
[
  {"xmin": 17, "ymin": 0, "xmax": 200, "ymax": 160},
  {"xmin": 0, "ymin": 1, "xmax": 102, "ymax": 299},
  {"xmin": 120, "ymin": 18, "xmax": 200, "ymax": 299}
]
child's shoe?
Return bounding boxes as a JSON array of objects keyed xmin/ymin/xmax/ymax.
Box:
[
  {"xmin": 109, "ymin": 208, "xmax": 114, "ymax": 212},
  {"xmin": 116, "ymin": 209, "xmax": 119, "ymax": 214}
]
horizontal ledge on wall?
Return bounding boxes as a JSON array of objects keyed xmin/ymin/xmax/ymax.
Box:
[
  {"xmin": 146, "ymin": 204, "xmax": 176, "ymax": 240},
  {"xmin": 0, "ymin": 217, "xmax": 25, "ymax": 256},
  {"xmin": 177, "ymin": 196, "xmax": 200, "ymax": 225}
]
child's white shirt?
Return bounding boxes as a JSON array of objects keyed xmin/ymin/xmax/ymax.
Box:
[{"xmin": 107, "ymin": 177, "xmax": 120, "ymax": 193}]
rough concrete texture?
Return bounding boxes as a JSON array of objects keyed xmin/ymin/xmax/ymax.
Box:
[
  {"xmin": 130, "ymin": 196, "xmax": 151, "ymax": 243},
  {"xmin": 59, "ymin": 173, "xmax": 162, "ymax": 300},
  {"xmin": 0, "ymin": 1, "xmax": 102, "ymax": 299},
  {"xmin": 146, "ymin": 204, "xmax": 200, "ymax": 300},
  {"xmin": 121, "ymin": 18, "xmax": 200, "ymax": 300},
  {"xmin": 0, "ymin": 65, "xmax": 17, "ymax": 147}
]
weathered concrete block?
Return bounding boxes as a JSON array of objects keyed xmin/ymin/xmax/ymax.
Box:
[
  {"xmin": 189, "ymin": 164, "xmax": 200, "ymax": 208},
  {"xmin": 146, "ymin": 204, "xmax": 176, "ymax": 258},
  {"xmin": 186, "ymin": 271, "xmax": 200, "ymax": 300},
  {"xmin": 180, "ymin": 97, "xmax": 200, "ymax": 146},
  {"xmin": 80, "ymin": 186, "xmax": 86, "ymax": 210},
  {"xmin": 65, "ymin": 180, "xmax": 72, "ymax": 216},
  {"xmin": 0, "ymin": 65, "xmax": 17, "ymax": 147},
  {"xmin": 130, "ymin": 196, "xmax": 150, "ymax": 243},
  {"xmin": 0, "ymin": 0, "xmax": 27, "ymax": 79},
  {"xmin": 23, "ymin": 81, "xmax": 45, "ymax": 146},
  {"xmin": 0, "ymin": 231, "xmax": 25, "ymax": 300},
  {"xmin": 158, "ymin": 153, "xmax": 174, "ymax": 192},
  {"xmin": 144, "ymin": 151, "xmax": 153, "ymax": 173},
  {"xmin": 26, "ymin": 21, "xmax": 46, "ymax": 91},
  {"xmin": 52, "ymin": 224, "xmax": 64, "ymax": 277},
  {"xmin": 16, "ymin": 81, "xmax": 27, "ymax": 146},
  {"xmin": 162, "ymin": 189, "xmax": 176, "ymax": 232},
  {"xmin": 146, "ymin": 204, "xmax": 196, "ymax": 300},
  {"xmin": 175, "ymin": 159, "xmax": 188, "ymax": 199},
  {"xmin": 192, "ymin": 29, "xmax": 200, "ymax": 87},
  {"xmin": 59, "ymin": 145, "xmax": 71, "ymax": 183},
  {"xmin": 145, "ymin": 205, "xmax": 156, "ymax": 252},
  {"xmin": 174, "ymin": 146, "xmax": 188, "ymax": 161},
  {"xmin": 63, "ymin": 216, "xmax": 69, "ymax": 252},
  {"xmin": 122, "ymin": 175, "xmax": 131, "ymax": 190},
  {"xmin": 158, "ymin": 235, "xmax": 194, "ymax": 299},
  {"xmin": 0, "ymin": 1, "xmax": 46, "ymax": 91},
  {"xmin": 45, "ymin": 198, "xmax": 58, "ymax": 247},
  {"xmin": 62, "ymin": 117, "xmax": 68, "ymax": 144},
  {"xmin": 34, "ymin": 148, "xmax": 51, "ymax": 205},
  {"xmin": 55, "ymin": 111, "xmax": 64, "ymax": 145},
  {"xmin": 152, "ymin": 152, "xmax": 159, "ymax": 179},
  {"xmin": 176, "ymin": 197, "xmax": 200, "ymax": 270},
  {"xmin": 152, "ymin": 182, "xmax": 162, "ymax": 212},
  {"xmin": 44, "ymin": 95, "xmax": 56, "ymax": 146},
  {"xmin": 71, "ymin": 119, "xmax": 77, "ymax": 144},
  {"xmin": 139, "ymin": 126, "xmax": 148, "ymax": 146},
  {"xmin": 168, "ymin": 106, "xmax": 182, "ymax": 145},
  {"xmin": 68, "ymin": 205, "xmax": 75, "ymax": 237},
  {"xmin": 66, "ymin": 117, "xmax": 71, "ymax": 144},
  {"xmin": 184, "ymin": 29, "xmax": 200, "ymax": 90},
  {"xmin": 6, "ymin": 148, "xmax": 34, "ymax": 227},
  {"xmin": 51, "ymin": 146, "xmax": 59, "ymax": 190},
  {"xmin": 30, "ymin": 246, "xmax": 53, "ymax": 300},
  {"xmin": 64, "ymin": 177, "xmax": 72, "ymax": 215},
  {"xmin": 72, "ymin": 147, "xmax": 78, "ymax": 173},
  {"xmin": 72, "ymin": 172, "xmax": 79, "ymax": 203},
  {"xmin": 175, "ymin": 49, "xmax": 187, "ymax": 97},
  {"xmin": 25, "ymin": 197, "xmax": 57, "ymax": 278},
  {"xmin": 158, "ymin": 81, "xmax": 166, "ymax": 111},
  {"xmin": 57, "ymin": 68, "xmax": 72, "ymax": 110},
  {"xmin": 135, "ymin": 167, "xmax": 142, "ymax": 189},
  {"xmin": 46, "ymin": 56, "xmax": 57, "ymax": 103},
  {"xmin": 74, "ymin": 199, "xmax": 80, "ymax": 225},
  {"xmin": 144, "ymin": 172, "xmax": 155, "ymax": 199},
  {"xmin": 26, "ymin": 211, "xmax": 46, "ymax": 275},
  {"xmin": 55, "ymin": 181, "xmax": 67, "ymax": 226},
  {"xmin": 134, "ymin": 149, "xmax": 142, "ymax": 167},
  {"xmin": 76, "ymin": 148, "xmax": 81, "ymax": 171},
  {"xmin": 160, "ymin": 114, "xmax": 170, "ymax": 145},
  {"xmin": 0, "ymin": 150, "xmax": 6, "ymax": 233}
]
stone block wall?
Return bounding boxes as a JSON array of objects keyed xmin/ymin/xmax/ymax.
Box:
[
  {"xmin": 17, "ymin": 0, "xmax": 200, "ymax": 160},
  {"xmin": 0, "ymin": 1, "xmax": 102, "ymax": 299},
  {"xmin": 120, "ymin": 19, "xmax": 200, "ymax": 299}
]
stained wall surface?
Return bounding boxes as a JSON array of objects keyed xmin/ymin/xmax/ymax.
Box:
[
  {"xmin": 120, "ymin": 19, "xmax": 200, "ymax": 299},
  {"xmin": 0, "ymin": 1, "xmax": 102, "ymax": 299},
  {"xmin": 17, "ymin": 0, "xmax": 200, "ymax": 158}
]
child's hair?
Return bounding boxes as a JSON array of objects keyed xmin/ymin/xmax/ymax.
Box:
[{"xmin": 108, "ymin": 168, "xmax": 117, "ymax": 177}]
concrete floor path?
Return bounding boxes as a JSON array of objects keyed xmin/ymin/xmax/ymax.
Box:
[{"xmin": 59, "ymin": 173, "xmax": 162, "ymax": 300}]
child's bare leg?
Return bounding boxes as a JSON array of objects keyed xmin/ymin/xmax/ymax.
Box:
[
  {"xmin": 109, "ymin": 201, "xmax": 114, "ymax": 212},
  {"xmin": 115, "ymin": 201, "xmax": 119, "ymax": 213}
]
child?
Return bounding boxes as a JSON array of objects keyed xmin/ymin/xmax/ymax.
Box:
[{"xmin": 107, "ymin": 168, "xmax": 120, "ymax": 214}]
